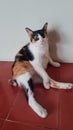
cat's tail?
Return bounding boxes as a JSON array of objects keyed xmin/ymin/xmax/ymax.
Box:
[{"xmin": 49, "ymin": 79, "xmax": 73, "ymax": 89}]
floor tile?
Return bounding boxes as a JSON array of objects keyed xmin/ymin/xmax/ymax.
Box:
[
  {"xmin": 47, "ymin": 64, "xmax": 60, "ymax": 81},
  {"xmin": 59, "ymin": 90, "xmax": 73, "ymax": 130},
  {"xmin": 0, "ymin": 119, "xmax": 4, "ymax": 129},
  {"xmin": 7, "ymin": 86, "xmax": 59, "ymax": 129},
  {"xmin": 1, "ymin": 120, "xmax": 57, "ymax": 130},
  {"xmin": 60, "ymin": 63, "xmax": 73, "ymax": 82},
  {"xmin": 1, "ymin": 62, "xmax": 73, "ymax": 130},
  {"xmin": 58, "ymin": 64, "xmax": 73, "ymax": 130},
  {"xmin": 0, "ymin": 62, "xmax": 19, "ymax": 119},
  {"xmin": 0, "ymin": 62, "xmax": 60, "ymax": 129}
]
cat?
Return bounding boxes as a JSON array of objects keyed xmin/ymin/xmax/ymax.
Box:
[{"xmin": 9, "ymin": 23, "xmax": 73, "ymax": 118}]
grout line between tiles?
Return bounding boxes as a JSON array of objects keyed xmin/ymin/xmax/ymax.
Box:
[
  {"xmin": 6, "ymin": 90, "xmax": 20, "ymax": 120},
  {"xmin": 1, "ymin": 118, "xmax": 59, "ymax": 130},
  {"xmin": 55, "ymin": 90, "xmax": 59, "ymax": 130},
  {"xmin": 57, "ymin": 90, "xmax": 61, "ymax": 130},
  {"xmin": 0, "ymin": 89, "xmax": 20, "ymax": 130}
]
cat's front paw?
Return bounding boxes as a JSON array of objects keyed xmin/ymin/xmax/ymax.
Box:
[{"xmin": 43, "ymin": 82, "xmax": 50, "ymax": 89}]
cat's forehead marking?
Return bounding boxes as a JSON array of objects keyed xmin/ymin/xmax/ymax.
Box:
[
  {"xmin": 33, "ymin": 30, "xmax": 43, "ymax": 34},
  {"xmin": 32, "ymin": 30, "xmax": 45, "ymax": 38}
]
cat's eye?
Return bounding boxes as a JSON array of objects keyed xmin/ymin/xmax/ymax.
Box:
[
  {"xmin": 41, "ymin": 33, "xmax": 45, "ymax": 38},
  {"xmin": 33, "ymin": 34, "xmax": 39, "ymax": 41},
  {"xmin": 39, "ymin": 31, "xmax": 45, "ymax": 38}
]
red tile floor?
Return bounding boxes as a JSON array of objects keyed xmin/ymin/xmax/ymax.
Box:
[{"xmin": 0, "ymin": 61, "xmax": 73, "ymax": 130}]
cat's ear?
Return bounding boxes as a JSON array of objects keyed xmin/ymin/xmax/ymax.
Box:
[
  {"xmin": 25, "ymin": 28, "xmax": 33, "ymax": 38},
  {"xmin": 42, "ymin": 22, "xmax": 48, "ymax": 33}
]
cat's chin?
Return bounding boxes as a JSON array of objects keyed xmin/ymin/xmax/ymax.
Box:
[
  {"xmin": 39, "ymin": 41, "xmax": 46, "ymax": 45},
  {"xmin": 41, "ymin": 40, "xmax": 45, "ymax": 43}
]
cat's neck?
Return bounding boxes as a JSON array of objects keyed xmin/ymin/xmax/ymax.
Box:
[{"xmin": 28, "ymin": 40, "xmax": 49, "ymax": 57}]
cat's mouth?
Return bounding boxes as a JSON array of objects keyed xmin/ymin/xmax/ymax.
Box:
[{"xmin": 40, "ymin": 39, "xmax": 45, "ymax": 44}]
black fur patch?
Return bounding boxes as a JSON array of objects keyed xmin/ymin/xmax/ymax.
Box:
[
  {"xmin": 31, "ymin": 29, "xmax": 45, "ymax": 42},
  {"xmin": 11, "ymin": 45, "xmax": 34, "ymax": 73},
  {"xmin": 28, "ymin": 78, "xmax": 33, "ymax": 91},
  {"xmin": 16, "ymin": 45, "xmax": 34, "ymax": 62},
  {"xmin": 21, "ymin": 79, "xmax": 33, "ymax": 101},
  {"xmin": 34, "ymin": 30, "xmax": 45, "ymax": 38},
  {"xmin": 21, "ymin": 84, "xmax": 28, "ymax": 100}
]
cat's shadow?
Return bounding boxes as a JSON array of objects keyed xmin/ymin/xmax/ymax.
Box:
[{"xmin": 48, "ymin": 29, "xmax": 63, "ymax": 62}]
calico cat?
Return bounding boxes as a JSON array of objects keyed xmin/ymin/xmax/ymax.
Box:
[{"xmin": 9, "ymin": 23, "xmax": 73, "ymax": 118}]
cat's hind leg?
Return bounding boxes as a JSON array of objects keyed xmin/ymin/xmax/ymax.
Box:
[
  {"xmin": 32, "ymin": 73, "xmax": 43, "ymax": 84},
  {"xmin": 48, "ymin": 54, "xmax": 60, "ymax": 67},
  {"xmin": 16, "ymin": 72, "xmax": 48, "ymax": 118}
]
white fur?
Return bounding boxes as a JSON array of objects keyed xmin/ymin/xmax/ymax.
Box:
[
  {"xmin": 29, "ymin": 95, "xmax": 48, "ymax": 118},
  {"xmin": 16, "ymin": 72, "xmax": 31, "ymax": 88},
  {"xmin": 28, "ymin": 35, "xmax": 51, "ymax": 89}
]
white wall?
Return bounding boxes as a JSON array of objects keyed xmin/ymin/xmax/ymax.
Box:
[{"xmin": 0, "ymin": 0, "xmax": 73, "ymax": 62}]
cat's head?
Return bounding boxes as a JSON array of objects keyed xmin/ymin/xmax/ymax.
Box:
[{"xmin": 25, "ymin": 23, "xmax": 48, "ymax": 44}]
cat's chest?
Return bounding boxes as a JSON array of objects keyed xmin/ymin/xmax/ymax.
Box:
[
  {"xmin": 29, "ymin": 43, "xmax": 49, "ymax": 68},
  {"xmin": 29, "ymin": 43, "xmax": 48, "ymax": 58}
]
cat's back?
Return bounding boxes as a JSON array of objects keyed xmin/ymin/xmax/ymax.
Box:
[{"xmin": 12, "ymin": 43, "xmax": 34, "ymax": 79}]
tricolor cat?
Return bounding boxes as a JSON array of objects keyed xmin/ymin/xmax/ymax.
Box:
[{"xmin": 9, "ymin": 23, "xmax": 73, "ymax": 118}]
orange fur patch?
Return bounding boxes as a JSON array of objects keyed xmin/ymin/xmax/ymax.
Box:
[
  {"xmin": 12, "ymin": 61, "xmax": 32, "ymax": 79},
  {"xmin": 49, "ymin": 79, "xmax": 60, "ymax": 89}
]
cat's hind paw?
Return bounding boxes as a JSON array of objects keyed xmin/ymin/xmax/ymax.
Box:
[
  {"xmin": 8, "ymin": 79, "xmax": 17, "ymax": 87},
  {"xmin": 37, "ymin": 107, "xmax": 48, "ymax": 118},
  {"xmin": 29, "ymin": 97, "xmax": 48, "ymax": 118},
  {"xmin": 52, "ymin": 62, "xmax": 61, "ymax": 67}
]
